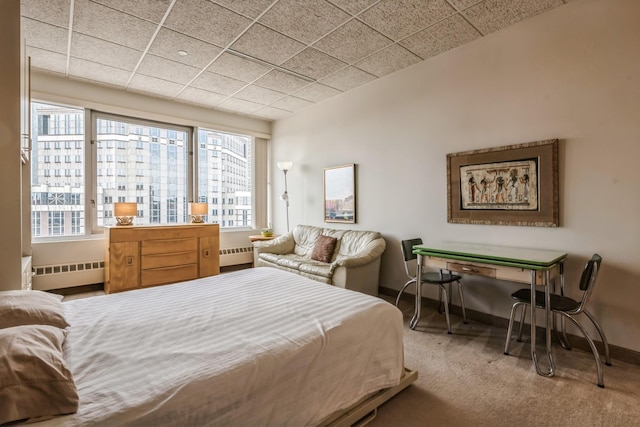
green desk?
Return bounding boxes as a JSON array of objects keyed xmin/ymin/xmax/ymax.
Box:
[{"xmin": 412, "ymin": 242, "xmax": 567, "ymax": 377}]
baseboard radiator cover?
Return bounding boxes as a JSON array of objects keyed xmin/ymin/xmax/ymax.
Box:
[{"xmin": 33, "ymin": 247, "xmax": 254, "ymax": 291}]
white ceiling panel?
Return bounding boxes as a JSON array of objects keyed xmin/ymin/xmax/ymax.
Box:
[
  {"xmin": 68, "ymin": 58, "xmax": 130, "ymax": 88},
  {"xmin": 71, "ymin": 33, "xmax": 142, "ymax": 71},
  {"xmin": 400, "ymin": 14, "xmax": 481, "ymax": 60},
  {"xmin": 258, "ymin": 0, "xmax": 351, "ymax": 45},
  {"xmin": 355, "ymin": 44, "xmax": 422, "ymax": 78},
  {"xmin": 149, "ymin": 28, "xmax": 223, "ymax": 69},
  {"xmin": 313, "ymin": 19, "xmax": 392, "ymax": 64},
  {"xmin": 359, "ymin": 0, "xmax": 456, "ymax": 41},
  {"xmin": 163, "ymin": 0, "xmax": 251, "ymax": 47},
  {"xmin": 22, "ymin": 18, "xmax": 68, "ymax": 54},
  {"xmin": 22, "ymin": 0, "xmax": 572, "ymax": 121},
  {"xmin": 320, "ymin": 66, "xmax": 377, "ymax": 92},
  {"xmin": 230, "ymin": 24, "xmax": 306, "ymax": 66}
]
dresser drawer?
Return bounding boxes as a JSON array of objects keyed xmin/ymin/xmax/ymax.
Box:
[
  {"xmin": 447, "ymin": 262, "xmax": 496, "ymax": 278},
  {"xmin": 141, "ymin": 251, "xmax": 197, "ymax": 270},
  {"xmin": 141, "ymin": 264, "xmax": 198, "ymax": 287},
  {"xmin": 141, "ymin": 238, "xmax": 197, "ymax": 255}
]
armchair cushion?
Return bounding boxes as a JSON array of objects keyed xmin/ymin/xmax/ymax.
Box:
[{"xmin": 311, "ymin": 235, "xmax": 338, "ymax": 263}]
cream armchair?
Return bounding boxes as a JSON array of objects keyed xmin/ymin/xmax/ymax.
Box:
[{"xmin": 253, "ymin": 224, "xmax": 386, "ymax": 296}]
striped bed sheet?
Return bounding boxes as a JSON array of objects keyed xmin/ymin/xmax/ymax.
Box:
[{"xmin": 38, "ymin": 267, "xmax": 404, "ymax": 426}]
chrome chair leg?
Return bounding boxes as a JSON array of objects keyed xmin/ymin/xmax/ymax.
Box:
[
  {"xmin": 395, "ymin": 279, "xmax": 416, "ymax": 307},
  {"xmin": 561, "ymin": 312, "xmax": 605, "ymax": 388},
  {"xmin": 457, "ymin": 281, "xmax": 467, "ymax": 324},
  {"xmin": 440, "ymin": 285, "xmax": 452, "ymax": 334},
  {"xmin": 584, "ymin": 310, "xmax": 612, "ymax": 366},
  {"xmin": 554, "ymin": 313, "xmax": 572, "ymax": 350},
  {"xmin": 517, "ymin": 304, "xmax": 527, "ymax": 342},
  {"xmin": 437, "ymin": 286, "xmax": 444, "ymax": 314},
  {"xmin": 504, "ymin": 301, "xmax": 523, "ymax": 355}
]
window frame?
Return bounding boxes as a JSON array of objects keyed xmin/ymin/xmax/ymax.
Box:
[{"xmin": 30, "ymin": 99, "xmax": 263, "ymax": 242}]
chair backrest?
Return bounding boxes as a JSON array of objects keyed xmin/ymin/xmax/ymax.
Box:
[
  {"xmin": 401, "ymin": 238, "xmax": 423, "ymax": 278},
  {"xmin": 575, "ymin": 254, "xmax": 602, "ymax": 313}
]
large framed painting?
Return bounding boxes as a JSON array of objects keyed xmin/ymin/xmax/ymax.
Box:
[
  {"xmin": 324, "ymin": 164, "xmax": 356, "ymax": 223},
  {"xmin": 447, "ymin": 139, "xmax": 559, "ymax": 227}
]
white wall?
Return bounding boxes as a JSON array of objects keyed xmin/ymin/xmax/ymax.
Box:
[{"xmin": 271, "ymin": 0, "xmax": 640, "ymax": 352}]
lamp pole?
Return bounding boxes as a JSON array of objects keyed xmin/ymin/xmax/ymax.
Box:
[{"xmin": 277, "ymin": 162, "xmax": 293, "ymax": 232}]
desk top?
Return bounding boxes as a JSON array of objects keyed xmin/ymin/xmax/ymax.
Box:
[{"xmin": 414, "ymin": 242, "xmax": 566, "ymax": 270}]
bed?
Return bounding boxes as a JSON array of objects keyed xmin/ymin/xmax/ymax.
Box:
[{"xmin": 7, "ymin": 267, "xmax": 414, "ymax": 426}]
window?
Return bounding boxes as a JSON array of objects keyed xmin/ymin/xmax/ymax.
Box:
[
  {"xmin": 31, "ymin": 102, "xmax": 257, "ymax": 239},
  {"xmin": 196, "ymin": 129, "xmax": 252, "ymax": 229}
]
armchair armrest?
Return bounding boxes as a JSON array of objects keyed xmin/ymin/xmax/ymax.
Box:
[
  {"xmin": 253, "ymin": 232, "xmax": 295, "ymax": 255},
  {"xmin": 334, "ymin": 239, "xmax": 386, "ymax": 268}
]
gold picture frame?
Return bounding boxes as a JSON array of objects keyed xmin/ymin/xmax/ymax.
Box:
[
  {"xmin": 447, "ymin": 139, "xmax": 559, "ymax": 227},
  {"xmin": 324, "ymin": 164, "xmax": 356, "ymax": 223}
]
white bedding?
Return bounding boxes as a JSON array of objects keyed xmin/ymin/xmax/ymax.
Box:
[{"xmin": 40, "ymin": 267, "xmax": 404, "ymax": 426}]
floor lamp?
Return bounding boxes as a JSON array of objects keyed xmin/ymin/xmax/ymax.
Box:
[{"xmin": 277, "ymin": 161, "xmax": 293, "ymax": 232}]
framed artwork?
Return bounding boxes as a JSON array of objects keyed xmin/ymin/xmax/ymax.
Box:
[
  {"xmin": 324, "ymin": 164, "xmax": 356, "ymax": 223},
  {"xmin": 447, "ymin": 139, "xmax": 559, "ymax": 227}
]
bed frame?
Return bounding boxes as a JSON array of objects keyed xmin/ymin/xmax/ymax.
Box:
[{"xmin": 320, "ymin": 368, "xmax": 418, "ymax": 427}]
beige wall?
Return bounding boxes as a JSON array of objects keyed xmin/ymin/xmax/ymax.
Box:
[
  {"xmin": 271, "ymin": 0, "xmax": 640, "ymax": 351},
  {"xmin": 0, "ymin": 0, "xmax": 24, "ymax": 291}
]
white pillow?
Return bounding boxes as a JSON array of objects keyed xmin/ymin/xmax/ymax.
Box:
[
  {"xmin": 0, "ymin": 324, "xmax": 79, "ymax": 424},
  {"xmin": 0, "ymin": 290, "xmax": 69, "ymax": 329}
]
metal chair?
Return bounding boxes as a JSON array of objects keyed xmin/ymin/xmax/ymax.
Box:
[
  {"xmin": 395, "ymin": 238, "xmax": 467, "ymax": 333},
  {"xmin": 504, "ymin": 254, "xmax": 611, "ymax": 387}
]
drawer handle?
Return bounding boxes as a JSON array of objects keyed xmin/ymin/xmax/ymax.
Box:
[{"xmin": 461, "ymin": 266, "xmax": 480, "ymax": 273}]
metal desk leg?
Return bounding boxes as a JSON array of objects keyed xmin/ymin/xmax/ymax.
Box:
[
  {"xmin": 410, "ymin": 254, "xmax": 423, "ymax": 330},
  {"xmin": 530, "ymin": 269, "xmax": 555, "ymax": 377}
]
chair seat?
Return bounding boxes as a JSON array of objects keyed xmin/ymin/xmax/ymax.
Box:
[
  {"xmin": 421, "ymin": 272, "xmax": 461, "ymax": 284},
  {"xmin": 511, "ymin": 288, "xmax": 580, "ymax": 312}
]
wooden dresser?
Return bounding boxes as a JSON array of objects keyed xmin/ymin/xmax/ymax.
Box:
[{"xmin": 104, "ymin": 223, "xmax": 220, "ymax": 294}]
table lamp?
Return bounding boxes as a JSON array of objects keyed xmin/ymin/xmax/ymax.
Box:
[
  {"xmin": 114, "ymin": 202, "xmax": 137, "ymax": 226},
  {"xmin": 189, "ymin": 202, "xmax": 208, "ymax": 223}
]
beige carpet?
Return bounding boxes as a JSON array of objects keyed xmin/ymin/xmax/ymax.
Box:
[{"xmin": 369, "ymin": 296, "xmax": 640, "ymax": 427}]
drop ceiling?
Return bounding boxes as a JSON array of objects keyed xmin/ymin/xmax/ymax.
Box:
[{"xmin": 21, "ymin": 0, "xmax": 571, "ymax": 121}]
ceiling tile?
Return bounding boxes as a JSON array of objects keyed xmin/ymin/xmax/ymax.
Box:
[
  {"xmin": 128, "ymin": 74, "xmax": 184, "ymax": 98},
  {"xmin": 313, "ymin": 19, "xmax": 391, "ymax": 64},
  {"xmin": 355, "ymin": 44, "xmax": 421, "ymax": 77},
  {"xmin": 269, "ymin": 96, "xmax": 314, "ymax": 112},
  {"xmin": 251, "ymin": 106, "xmax": 291, "ymax": 120},
  {"xmin": 258, "ymin": 0, "xmax": 351, "ymax": 45},
  {"xmin": 359, "ymin": 0, "xmax": 456, "ymax": 41},
  {"xmin": 320, "ymin": 66, "xmax": 376, "ymax": 91},
  {"xmin": 280, "ymin": 48, "xmax": 347, "ymax": 80},
  {"xmin": 206, "ymin": 52, "xmax": 272, "ymax": 83},
  {"xmin": 73, "ymin": 0, "xmax": 158, "ymax": 51},
  {"xmin": 137, "ymin": 54, "xmax": 201, "ymax": 85},
  {"xmin": 21, "ymin": 0, "xmax": 70, "ymax": 28},
  {"xmin": 254, "ymin": 70, "xmax": 310, "ymax": 93},
  {"xmin": 22, "ymin": 18, "xmax": 68, "ymax": 54},
  {"xmin": 447, "ymin": 0, "xmax": 485, "ymax": 11},
  {"xmin": 90, "ymin": 0, "xmax": 172, "ymax": 23},
  {"xmin": 191, "ymin": 71, "xmax": 248, "ymax": 96},
  {"xmin": 26, "ymin": 46, "xmax": 67, "ymax": 75},
  {"xmin": 230, "ymin": 24, "xmax": 306, "ymax": 66},
  {"xmin": 150, "ymin": 28, "xmax": 222, "ymax": 68},
  {"xmin": 400, "ymin": 14, "xmax": 481, "ymax": 60},
  {"xmin": 176, "ymin": 87, "xmax": 227, "ymax": 108},
  {"xmin": 327, "ymin": 0, "xmax": 379, "ymax": 16},
  {"xmin": 234, "ymin": 85, "xmax": 286, "ymax": 104},
  {"xmin": 218, "ymin": 98, "xmax": 264, "ymax": 114},
  {"xmin": 164, "ymin": 0, "xmax": 251, "ymax": 47},
  {"xmin": 464, "ymin": 0, "xmax": 565, "ymax": 35},
  {"xmin": 71, "ymin": 32, "xmax": 142, "ymax": 71},
  {"xmin": 68, "ymin": 58, "xmax": 130, "ymax": 87},
  {"xmin": 292, "ymin": 83, "xmax": 342, "ymax": 102},
  {"xmin": 213, "ymin": 0, "xmax": 275, "ymax": 19}
]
